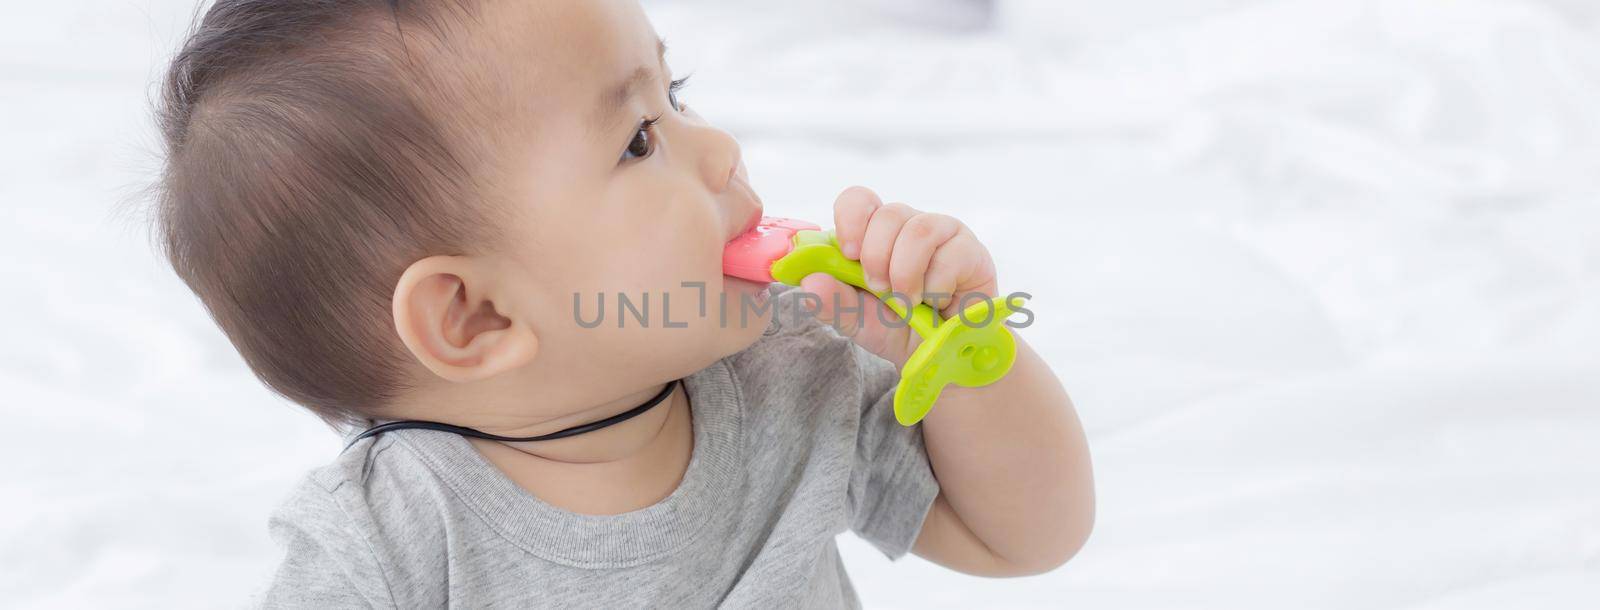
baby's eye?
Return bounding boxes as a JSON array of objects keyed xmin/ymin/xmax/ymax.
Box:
[
  {"xmin": 621, "ymin": 116, "xmax": 659, "ymax": 162},
  {"xmin": 668, "ymin": 75, "xmax": 690, "ymax": 112},
  {"xmin": 618, "ymin": 75, "xmax": 690, "ymax": 164}
]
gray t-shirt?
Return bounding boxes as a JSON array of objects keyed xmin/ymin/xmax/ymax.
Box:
[{"xmin": 253, "ymin": 285, "xmax": 941, "ymax": 608}]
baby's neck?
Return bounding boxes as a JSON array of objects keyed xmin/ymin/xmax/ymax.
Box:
[
  {"xmin": 463, "ymin": 382, "xmax": 696, "ymax": 515},
  {"xmin": 502, "ymin": 380, "xmax": 686, "ymax": 463},
  {"xmin": 394, "ymin": 375, "xmax": 685, "ymax": 461}
]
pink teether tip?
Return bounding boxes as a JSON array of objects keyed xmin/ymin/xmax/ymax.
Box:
[{"xmin": 722, "ymin": 216, "xmax": 821, "ymax": 283}]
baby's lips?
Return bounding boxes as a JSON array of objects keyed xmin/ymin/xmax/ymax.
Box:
[{"xmin": 722, "ymin": 216, "xmax": 821, "ymax": 283}]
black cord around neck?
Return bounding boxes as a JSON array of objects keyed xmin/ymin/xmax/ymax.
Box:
[{"xmin": 342, "ymin": 378, "xmax": 683, "ymax": 452}]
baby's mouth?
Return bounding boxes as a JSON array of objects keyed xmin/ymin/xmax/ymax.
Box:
[
  {"xmin": 730, "ymin": 208, "xmax": 762, "ymax": 243},
  {"xmin": 721, "ymin": 216, "xmax": 821, "ymax": 284}
]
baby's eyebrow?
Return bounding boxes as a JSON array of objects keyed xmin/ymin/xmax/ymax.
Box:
[{"xmin": 588, "ymin": 37, "xmax": 668, "ymax": 141}]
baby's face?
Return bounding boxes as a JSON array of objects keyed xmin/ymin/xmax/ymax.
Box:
[{"xmin": 474, "ymin": 0, "xmax": 770, "ymax": 379}]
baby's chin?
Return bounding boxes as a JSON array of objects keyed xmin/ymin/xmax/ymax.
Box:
[
  {"xmin": 713, "ymin": 278, "xmax": 774, "ymax": 337},
  {"xmin": 722, "ymin": 275, "xmax": 771, "ymax": 302}
]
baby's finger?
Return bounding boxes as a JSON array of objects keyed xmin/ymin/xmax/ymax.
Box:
[
  {"xmin": 925, "ymin": 236, "xmax": 995, "ymax": 318},
  {"xmin": 832, "ymin": 186, "xmax": 881, "ymax": 260},
  {"xmin": 799, "ymin": 272, "xmax": 860, "ymax": 334},
  {"xmin": 921, "ymin": 244, "xmax": 964, "ymax": 313},
  {"xmin": 887, "ymin": 213, "xmax": 961, "ymax": 310},
  {"xmin": 858, "ymin": 202, "xmax": 917, "ymax": 294}
]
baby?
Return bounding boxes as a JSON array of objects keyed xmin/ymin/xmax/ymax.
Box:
[{"xmin": 152, "ymin": 0, "xmax": 1094, "ymax": 606}]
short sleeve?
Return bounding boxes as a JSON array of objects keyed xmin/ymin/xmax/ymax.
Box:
[
  {"xmin": 844, "ymin": 340, "xmax": 942, "ymax": 561},
  {"xmin": 251, "ymin": 478, "xmax": 395, "ymax": 609}
]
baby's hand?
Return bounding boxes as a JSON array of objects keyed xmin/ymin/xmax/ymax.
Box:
[{"xmin": 800, "ymin": 186, "xmax": 999, "ymax": 368}]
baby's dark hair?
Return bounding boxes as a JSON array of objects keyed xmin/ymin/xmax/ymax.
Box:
[{"xmin": 153, "ymin": 0, "xmax": 507, "ymax": 429}]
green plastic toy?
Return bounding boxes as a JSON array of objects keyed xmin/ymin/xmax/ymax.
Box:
[{"xmin": 723, "ymin": 216, "xmax": 1027, "ymax": 426}]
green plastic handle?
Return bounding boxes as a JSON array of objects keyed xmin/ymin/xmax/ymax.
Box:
[{"xmin": 770, "ymin": 229, "xmax": 1026, "ymax": 425}]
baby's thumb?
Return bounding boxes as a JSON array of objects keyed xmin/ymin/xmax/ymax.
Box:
[{"xmin": 798, "ymin": 272, "xmax": 918, "ymax": 367}]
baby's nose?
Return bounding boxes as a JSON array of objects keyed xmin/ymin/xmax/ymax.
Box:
[{"xmin": 697, "ymin": 125, "xmax": 743, "ymax": 194}]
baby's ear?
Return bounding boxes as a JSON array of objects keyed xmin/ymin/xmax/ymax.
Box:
[{"xmin": 392, "ymin": 255, "xmax": 538, "ymax": 383}]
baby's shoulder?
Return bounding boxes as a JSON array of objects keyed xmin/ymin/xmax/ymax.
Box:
[
  {"xmin": 260, "ymin": 435, "xmax": 457, "ymax": 606},
  {"xmin": 278, "ymin": 435, "xmax": 458, "ymax": 539}
]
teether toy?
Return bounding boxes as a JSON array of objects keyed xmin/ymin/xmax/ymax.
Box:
[{"xmin": 724, "ymin": 216, "xmax": 1027, "ymax": 426}]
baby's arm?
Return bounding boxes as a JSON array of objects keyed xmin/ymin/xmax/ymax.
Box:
[
  {"xmin": 802, "ymin": 187, "xmax": 1095, "ymax": 577},
  {"xmin": 910, "ymin": 333, "xmax": 1094, "ymax": 576}
]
